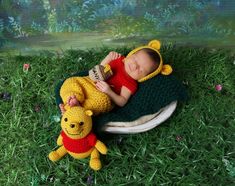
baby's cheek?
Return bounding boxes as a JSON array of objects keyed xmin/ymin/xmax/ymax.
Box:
[{"xmin": 133, "ymin": 71, "xmax": 140, "ymax": 80}]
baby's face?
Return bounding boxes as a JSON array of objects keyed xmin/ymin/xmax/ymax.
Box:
[{"xmin": 124, "ymin": 50, "xmax": 157, "ymax": 80}]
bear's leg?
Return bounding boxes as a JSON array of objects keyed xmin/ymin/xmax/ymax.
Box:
[
  {"xmin": 48, "ymin": 145, "xmax": 67, "ymax": 162},
  {"xmin": 89, "ymin": 148, "xmax": 101, "ymax": 171}
]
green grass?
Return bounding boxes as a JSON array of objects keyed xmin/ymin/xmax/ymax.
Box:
[{"xmin": 0, "ymin": 45, "xmax": 235, "ymax": 185}]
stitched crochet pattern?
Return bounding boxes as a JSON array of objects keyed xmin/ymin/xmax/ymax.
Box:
[
  {"xmin": 55, "ymin": 71, "xmax": 188, "ymax": 134},
  {"xmin": 60, "ymin": 76, "xmax": 113, "ymax": 115}
]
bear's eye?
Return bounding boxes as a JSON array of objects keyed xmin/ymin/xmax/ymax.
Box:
[
  {"xmin": 79, "ymin": 122, "xmax": 84, "ymax": 126},
  {"xmin": 64, "ymin": 118, "xmax": 68, "ymax": 122}
]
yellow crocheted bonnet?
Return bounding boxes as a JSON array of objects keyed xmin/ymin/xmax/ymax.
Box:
[{"xmin": 127, "ymin": 40, "xmax": 173, "ymax": 82}]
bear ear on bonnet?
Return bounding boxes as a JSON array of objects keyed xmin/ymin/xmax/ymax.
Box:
[
  {"xmin": 161, "ymin": 64, "xmax": 172, "ymax": 75},
  {"xmin": 148, "ymin": 40, "xmax": 161, "ymax": 50},
  {"xmin": 147, "ymin": 39, "xmax": 173, "ymax": 76},
  {"xmin": 127, "ymin": 39, "xmax": 173, "ymax": 82}
]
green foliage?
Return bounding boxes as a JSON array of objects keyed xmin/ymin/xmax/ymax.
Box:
[
  {"xmin": 8, "ymin": 16, "xmax": 28, "ymax": 38},
  {"xmin": 30, "ymin": 21, "xmax": 45, "ymax": 34},
  {"xmin": 0, "ymin": 46, "xmax": 234, "ymax": 185},
  {"xmin": 0, "ymin": 18, "xmax": 4, "ymax": 40},
  {"xmin": 1, "ymin": 0, "xmax": 235, "ymax": 39},
  {"xmin": 0, "ymin": 18, "xmax": 6, "ymax": 47},
  {"xmin": 109, "ymin": 14, "xmax": 156, "ymax": 38},
  {"xmin": 223, "ymin": 158, "xmax": 235, "ymax": 177},
  {"xmin": 0, "ymin": 19, "xmax": 3, "ymax": 34},
  {"xmin": 47, "ymin": 9, "xmax": 57, "ymax": 33}
]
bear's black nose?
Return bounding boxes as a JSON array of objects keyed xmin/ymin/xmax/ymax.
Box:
[{"xmin": 70, "ymin": 124, "xmax": 75, "ymax": 128}]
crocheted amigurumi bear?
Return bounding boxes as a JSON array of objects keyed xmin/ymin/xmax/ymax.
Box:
[
  {"xmin": 48, "ymin": 106, "xmax": 108, "ymax": 171},
  {"xmin": 89, "ymin": 64, "xmax": 113, "ymax": 81}
]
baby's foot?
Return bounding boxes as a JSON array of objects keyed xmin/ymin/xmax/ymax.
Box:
[
  {"xmin": 67, "ymin": 95, "xmax": 80, "ymax": 107},
  {"xmin": 59, "ymin": 104, "xmax": 66, "ymax": 115}
]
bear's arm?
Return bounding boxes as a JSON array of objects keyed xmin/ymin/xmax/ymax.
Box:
[{"xmin": 57, "ymin": 134, "xmax": 63, "ymax": 146}]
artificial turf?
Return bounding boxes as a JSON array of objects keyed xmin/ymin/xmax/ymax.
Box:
[{"xmin": 0, "ymin": 45, "xmax": 234, "ymax": 185}]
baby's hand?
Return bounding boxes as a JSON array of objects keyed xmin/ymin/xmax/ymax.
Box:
[
  {"xmin": 106, "ymin": 51, "xmax": 121, "ymax": 61},
  {"xmin": 96, "ymin": 80, "xmax": 112, "ymax": 94}
]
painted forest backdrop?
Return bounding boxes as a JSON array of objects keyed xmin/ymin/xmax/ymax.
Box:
[{"xmin": 0, "ymin": 0, "xmax": 235, "ymax": 53}]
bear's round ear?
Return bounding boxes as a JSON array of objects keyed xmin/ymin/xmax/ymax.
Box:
[
  {"xmin": 148, "ymin": 40, "xmax": 161, "ymax": 50},
  {"xmin": 85, "ymin": 110, "xmax": 93, "ymax": 116}
]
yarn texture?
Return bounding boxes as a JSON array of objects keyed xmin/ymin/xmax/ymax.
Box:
[
  {"xmin": 55, "ymin": 71, "xmax": 188, "ymax": 133},
  {"xmin": 93, "ymin": 74, "xmax": 188, "ymax": 132},
  {"xmin": 48, "ymin": 106, "xmax": 108, "ymax": 171},
  {"xmin": 60, "ymin": 76, "xmax": 113, "ymax": 115}
]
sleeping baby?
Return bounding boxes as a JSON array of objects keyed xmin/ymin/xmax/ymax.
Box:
[{"xmin": 59, "ymin": 40, "xmax": 173, "ymax": 115}]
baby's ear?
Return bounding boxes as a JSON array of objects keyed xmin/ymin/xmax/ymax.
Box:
[
  {"xmin": 85, "ymin": 110, "xmax": 93, "ymax": 116},
  {"xmin": 161, "ymin": 64, "xmax": 173, "ymax": 75},
  {"xmin": 148, "ymin": 40, "xmax": 161, "ymax": 50}
]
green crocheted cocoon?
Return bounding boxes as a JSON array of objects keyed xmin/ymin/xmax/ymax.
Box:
[{"xmin": 55, "ymin": 71, "xmax": 188, "ymax": 132}]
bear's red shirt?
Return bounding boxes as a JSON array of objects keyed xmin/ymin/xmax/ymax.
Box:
[
  {"xmin": 107, "ymin": 56, "xmax": 138, "ymax": 95},
  {"xmin": 61, "ymin": 131, "xmax": 97, "ymax": 153}
]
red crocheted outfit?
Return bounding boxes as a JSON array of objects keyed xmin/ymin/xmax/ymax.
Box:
[
  {"xmin": 107, "ymin": 56, "xmax": 138, "ymax": 95},
  {"xmin": 61, "ymin": 131, "xmax": 97, "ymax": 153}
]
